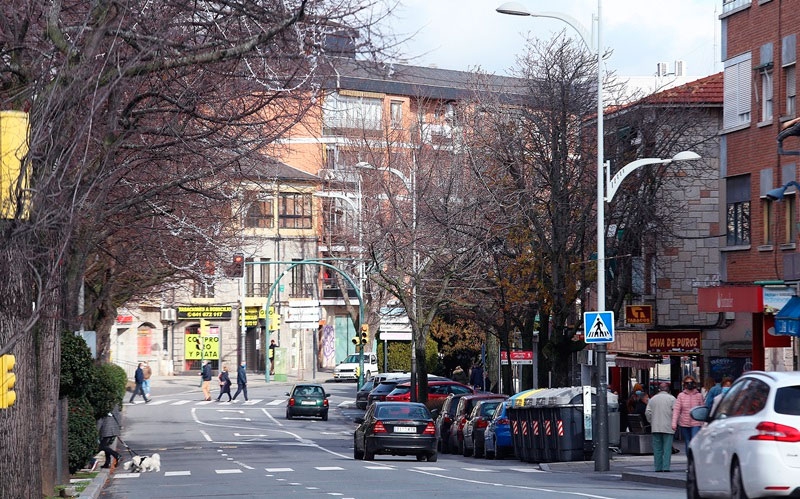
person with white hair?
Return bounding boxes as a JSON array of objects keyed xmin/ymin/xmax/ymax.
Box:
[{"xmin": 645, "ymin": 382, "xmax": 676, "ymax": 472}]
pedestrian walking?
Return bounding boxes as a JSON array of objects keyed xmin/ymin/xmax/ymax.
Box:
[
  {"xmin": 645, "ymin": 382, "xmax": 676, "ymax": 472},
  {"xmin": 129, "ymin": 362, "xmax": 151, "ymax": 403},
  {"xmin": 703, "ymin": 376, "xmax": 721, "ymax": 411},
  {"xmin": 268, "ymin": 339, "xmax": 277, "ymax": 375},
  {"xmin": 216, "ymin": 364, "xmax": 232, "ymax": 402},
  {"xmin": 232, "ymin": 361, "xmax": 248, "ymax": 402},
  {"xmin": 469, "ymin": 362, "xmax": 485, "ymax": 391},
  {"xmin": 142, "ymin": 361, "xmax": 153, "ymax": 397},
  {"xmin": 97, "ymin": 406, "xmax": 123, "ymax": 468},
  {"xmin": 672, "ymin": 375, "xmax": 704, "ymax": 453},
  {"xmin": 451, "ymin": 365, "xmax": 467, "ymax": 384},
  {"xmin": 710, "ymin": 376, "xmax": 734, "ymax": 413},
  {"xmin": 200, "ymin": 360, "xmax": 212, "ymax": 401}
]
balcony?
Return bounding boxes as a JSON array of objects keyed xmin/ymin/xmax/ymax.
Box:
[
  {"xmin": 246, "ymin": 282, "xmax": 272, "ymax": 298},
  {"xmin": 321, "ymin": 277, "xmax": 358, "ymax": 299}
]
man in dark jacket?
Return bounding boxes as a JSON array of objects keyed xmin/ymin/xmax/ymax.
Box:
[
  {"xmin": 129, "ymin": 362, "xmax": 150, "ymax": 403},
  {"xmin": 200, "ymin": 360, "xmax": 212, "ymax": 401},
  {"xmin": 232, "ymin": 361, "xmax": 248, "ymax": 402},
  {"xmin": 98, "ymin": 407, "xmax": 122, "ymax": 468}
]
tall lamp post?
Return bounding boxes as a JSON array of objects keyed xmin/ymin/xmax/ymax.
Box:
[
  {"xmin": 355, "ymin": 161, "xmax": 418, "ymax": 401},
  {"xmin": 497, "ymin": 0, "xmax": 701, "ymax": 472}
]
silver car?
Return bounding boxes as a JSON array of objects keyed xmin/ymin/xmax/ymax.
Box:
[{"xmin": 687, "ymin": 371, "xmax": 800, "ymax": 499}]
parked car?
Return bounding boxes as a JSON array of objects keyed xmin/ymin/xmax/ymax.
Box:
[
  {"xmin": 384, "ymin": 380, "xmax": 473, "ymax": 404},
  {"xmin": 353, "ymin": 402, "xmax": 438, "ymax": 462},
  {"xmin": 333, "ymin": 353, "xmax": 379, "ymax": 381},
  {"xmin": 367, "ymin": 378, "xmax": 409, "ymax": 406},
  {"xmin": 285, "ymin": 383, "xmax": 329, "ymax": 420},
  {"xmin": 462, "ymin": 397, "xmax": 507, "ymax": 457},
  {"xmin": 686, "ymin": 371, "xmax": 800, "ymax": 499},
  {"xmin": 435, "ymin": 393, "xmax": 469, "ymax": 453},
  {"xmin": 446, "ymin": 393, "xmax": 505, "ymax": 454},
  {"xmin": 484, "ymin": 400, "xmax": 514, "ymax": 459},
  {"xmin": 355, "ymin": 378, "xmax": 377, "ymax": 410}
]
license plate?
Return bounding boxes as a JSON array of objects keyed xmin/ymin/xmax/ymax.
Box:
[
  {"xmin": 301, "ymin": 400, "xmax": 317, "ymax": 405},
  {"xmin": 394, "ymin": 426, "xmax": 416, "ymax": 433}
]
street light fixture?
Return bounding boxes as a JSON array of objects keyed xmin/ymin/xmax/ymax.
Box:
[
  {"xmin": 766, "ymin": 180, "xmax": 800, "ymax": 201},
  {"xmin": 498, "ymin": 0, "xmax": 608, "ymax": 471},
  {"xmin": 354, "ymin": 161, "xmax": 419, "ymax": 402}
]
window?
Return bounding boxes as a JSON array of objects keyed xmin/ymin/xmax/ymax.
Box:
[
  {"xmin": 245, "ymin": 259, "xmax": 271, "ymax": 297},
  {"xmin": 390, "ymin": 101, "xmax": 403, "ymax": 128},
  {"xmin": 245, "ymin": 199, "xmax": 273, "ymax": 228},
  {"xmin": 723, "ymin": 54, "xmax": 752, "ymax": 129},
  {"xmin": 278, "ymin": 193, "xmax": 312, "ymax": 229},
  {"xmin": 761, "ymin": 70, "xmax": 773, "ymax": 122},
  {"xmin": 323, "ymin": 92, "xmax": 383, "ymax": 131},
  {"xmin": 193, "ymin": 279, "xmax": 215, "ymax": 298},
  {"xmin": 785, "ymin": 195, "xmax": 797, "ymax": 244},
  {"xmin": 726, "ymin": 175, "xmax": 751, "ymax": 246},
  {"xmin": 784, "ymin": 35, "xmax": 797, "ymax": 117},
  {"xmin": 764, "ymin": 199, "xmax": 774, "ymax": 245}
]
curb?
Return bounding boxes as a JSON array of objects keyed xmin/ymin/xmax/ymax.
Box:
[
  {"xmin": 79, "ymin": 468, "xmax": 108, "ymax": 499},
  {"xmin": 621, "ymin": 471, "xmax": 686, "ymax": 489}
]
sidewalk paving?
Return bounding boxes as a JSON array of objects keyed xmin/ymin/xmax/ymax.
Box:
[{"xmin": 540, "ymin": 452, "xmax": 687, "ymax": 489}]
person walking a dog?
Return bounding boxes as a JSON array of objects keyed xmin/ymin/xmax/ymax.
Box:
[
  {"xmin": 200, "ymin": 360, "xmax": 212, "ymax": 400},
  {"xmin": 98, "ymin": 407, "xmax": 122, "ymax": 468},
  {"xmin": 129, "ymin": 362, "xmax": 150, "ymax": 403},
  {"xmin": 232, "ymin": 360, "xmax": 248, "ymax": 402},
  {"xmin": 216, "ymin": 364, "xmax": 232, "ymax": 402}
]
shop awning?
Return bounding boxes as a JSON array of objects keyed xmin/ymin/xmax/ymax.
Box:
[
  {"xmin": 775, "ymin": 296, "xmax": 800, "ymax": 337},
  {"xmin": 613, "ymin": 354, "xmax": 661, "ymax": 370}
]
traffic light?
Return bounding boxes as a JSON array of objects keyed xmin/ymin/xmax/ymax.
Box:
[
  {"xmin": 360, "ymin": 324, "xmax": 369, "ymax": 345},
  {"xmin": 199, "ymin": 318, "xmax": 210, "ymax": 336},
  {"xmin": 231, "ymin": 253, "xmax": 245, "ymax": 277},
  {"xmin": 0, "ymin": 354, "xmax": 16, "ymax": 409}
]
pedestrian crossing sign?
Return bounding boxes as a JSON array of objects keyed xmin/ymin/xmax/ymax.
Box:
[{"xmin": 583, "ymin": 312, "xmax": 614, "ymax": 343}]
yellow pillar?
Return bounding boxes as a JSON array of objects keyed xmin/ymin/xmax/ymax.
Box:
[{"xmin": 0, "ymin": 110, "xmax": 30, "ymax": 219}]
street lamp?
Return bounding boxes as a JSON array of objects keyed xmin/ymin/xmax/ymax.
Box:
[
  {"xmin": 355, "ymin": 161, "xmax": 419, "ymax": 402},
  {"xmin": 498, "ymin": 0, "xmax": 608, "ymax": 471},
  {"xmin": 766, "ymin": 180, "xmax": 800, "ymax": 200}
]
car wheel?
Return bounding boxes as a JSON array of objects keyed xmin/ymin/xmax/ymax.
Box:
[
  {"xmin": 474, "ymin": 439, "xmax": 484, "ymax": 458},
  {"xmin": 441, "ymin": 436, "xmax": 448, "ymax": 454},
  {"xmin": 416, "ymin": 454, "xmax": 426, "ymax": 462},
  {"xmin": 686, "ymin": 456, "xmax": 701, "ymax": 499},
  {"xmin": 730, "ymin": 460, "xmax": 749, "ymax": 499},
  {"xmin": 457, "ymin": 439, "xmax": 464, "ymax": 456},
  {"xmin": 427, "ymin": 452, "xmax": 438, "ymax": 462},
  {"xmin": 353, "ymin": 439, "xmax": 364, "ymax": 460},
  {"xmin": 485, "ymin": 448, "xmax": 495, "ymax": 460},
  {"xmin": 286, "ymin": 409, "xmax": 293, "ymax": 420},
  {"xmin": 462, "ymin": 439, "xmax": 472, "ymax": 457},
  {"xmin": 363, "ymin": 439, "xmax": 374, "ymax": 461},
  {"xmin": 322, "ymin": 412, "xmax": 328, "ymax": 421}
]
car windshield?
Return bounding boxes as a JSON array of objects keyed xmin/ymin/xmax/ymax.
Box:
[
  {"xmin": 342, "ymin": 354, "xmax": 365, "ymax": 363},
  {"xmin": 480, "ymin": 401, "xmax": 501, "ymax": 417},
  {"xmin": 388, "ymin": 386, "xmax": 411, "ymax": 396},
  {"xmin": 375, "ymin": 405, "xmax": 430, "ymax": 420}
]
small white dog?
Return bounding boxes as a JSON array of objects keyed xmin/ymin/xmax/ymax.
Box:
[{"xmin": 122, "ymin": 453, "xmax": 160, "ymax": 473}]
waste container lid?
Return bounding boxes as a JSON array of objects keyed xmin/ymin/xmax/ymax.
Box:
[{"xmin": 507, "ymin": 388, "xmax": 546, "ymax": 408}]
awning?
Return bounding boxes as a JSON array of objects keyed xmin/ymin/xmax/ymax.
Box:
[
  {"xmin": 775, "ymin": 296, "xmax": 800, "ymax": 337},
  {"xmin": 612, "ymin": 354, "xmax": 661, "ymax": 370}
]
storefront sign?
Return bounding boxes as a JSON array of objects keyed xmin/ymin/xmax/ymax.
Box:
[
  {"xmin": 177, "ymin": 305, "xmax": 232, "ymax": 320},
  {"xmin": 184, "ymin": 331, "xmax": 220, "ymax": 360},
  {"xmin": 500, "ymin": 350, "xmax": 533, "ymax": 365},
  {"xmin": 697, "ymin": 286, "xmax": 763, "ymax": 312},
  {"xmin": 647, "ymin": 331, "xmax": 701, "ymax": 354},
  {"xmin": 625, "ymin": 305, "xmax": 653, "ymax": 325},
  {"xmin": 244, "ymin": 306, "xmax": 266, "ymax": 327}
]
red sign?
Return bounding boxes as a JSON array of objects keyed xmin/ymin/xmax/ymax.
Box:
[
  {"xmin": 698, "ymin": 286, "xmax": 763, "ymax": 312},
  {"xmin": 647, "ymin": 331, "xmax": 702, "ymax": 354},
  {"xmin": 116, "ymin": 315, "xmax": 133, "ymax": 324},
  {"xmin": 625, "ymin": 305, "xmax": 653, "ymax": 324},
  {"xmin": 500, "ymin": 350, "xmax": 533, "ymax": 365}
]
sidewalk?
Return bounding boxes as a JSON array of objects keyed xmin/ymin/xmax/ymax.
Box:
[{"xmin": 540, "ymin": 452, "xmax": 687, "ymax": 489}]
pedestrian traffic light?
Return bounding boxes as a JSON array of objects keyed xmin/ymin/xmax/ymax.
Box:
[
  {"xmin": 0, "ymin": 354, "xmax": 16, "ymax": 409},
  {"xmin": 231, "ymin": 253, "xmax": 245, "ymax": 277},
  {"xmin": 199, "ymin": 318, "xmax": 210, "ymax": 336}
]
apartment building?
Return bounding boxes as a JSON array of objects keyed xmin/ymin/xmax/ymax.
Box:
[{"xmin": 696, "ymin": 0, "xmax": 800, "ymax": 377}]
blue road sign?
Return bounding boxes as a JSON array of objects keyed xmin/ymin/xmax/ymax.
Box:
[{"xmin": 584, "ymin": 312, "xmax": 614, "ymax": 343}]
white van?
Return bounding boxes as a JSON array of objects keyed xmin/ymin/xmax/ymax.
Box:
[{"xmin": 333, "ymin": 353, "xmax": 379, "ymax": 381}]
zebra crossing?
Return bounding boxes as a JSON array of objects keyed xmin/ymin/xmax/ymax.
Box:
[{"xmin": 130, "ymin": 398, "xmax": 286, "ymax": 407}]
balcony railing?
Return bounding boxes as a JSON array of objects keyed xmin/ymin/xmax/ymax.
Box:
[
  {"xmin": 722, "ymin": 0, "xmax": 749, "ymax": 15},
  {"xmin": 321, "ymin": 277, "xmax": 358, "ymax": 299},
  {"xmin": 246, "ymin": 282, "xmax": 272, "ymax": 298}
]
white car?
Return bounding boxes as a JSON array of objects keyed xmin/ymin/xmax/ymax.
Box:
[
  {"xmin": 687, "ymin": 371, "xmax": 800, "ymax": 499},
  {"xmin": 333, "ymin": 353, "xmax": 378, "ymax": 381}
]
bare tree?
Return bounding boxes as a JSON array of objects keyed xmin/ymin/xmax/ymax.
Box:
[{"xmin": 0, "ymin": 0, "xmax": 397, "ymax": 492}]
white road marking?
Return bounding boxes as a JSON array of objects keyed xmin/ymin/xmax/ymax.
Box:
[
  {"xmin": 243, "ymin": 399, "xmax": 261, "ymax": 405},
  {"xmin": 413, "ymin": 466, "xmax": 446, "ymax": 471},
  {"xmin": 222, "ymin": 417, "xmax": 252, "ymax": 422},
  {"xmin": 363, "ymin": 466, "xmax": 394, "ymax": 470},
  {"xmin": 315, "ymin": 466, "xmax": 345, "ymax": 471},
  {"xmin": 233, "ymin": 433, "xmax": 269, "ymax": 437},
  {"xmin": 463, "ymin": 467, "xmax": 497, "ymax": 472},
  {"xmin": 113, "ymin": 473, "xmax": 140, "ymax": 479},
  {"xmin": 144, "ymin": 400, "xmax": 170, "ymax": 406},
  {"xmin": 217, "ymin": 409, "xmax": 244, "ymax": 413},
  {"xmin": 267, "ymin": 399, "xmax": 285, "ymax": 406},
  {"xmin": 215, "ymin": 469, "xmax": 243, "ymax": 474},
  {"xmin": 265, "ymin": 467, "xmax": 294, "ymax": 472},
  {"xmin": 171, "ymin": 400, "xmax": 192, "ymax": 405},
  {"xmin": 199, "ymin": 430, "xmax": 212, "ymax": 441},
  {"xmin": 197, "ymin": 401, "xmax": 214, "ymax": 405},
  {"xmin": 509, "ymin": 467, "xmax": 546, "ymax": 473},
  {"xmin": 164, "ymin": 471, "xmax": 191, "ymax": 476}
]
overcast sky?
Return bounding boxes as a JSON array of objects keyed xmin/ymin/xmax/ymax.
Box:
[{"xmin": 387, "ymin": 0, "xmax": 721, "ymax": 79}]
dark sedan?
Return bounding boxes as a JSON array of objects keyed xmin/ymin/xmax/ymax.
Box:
[
  {"xmin": 435, "ymin": 393, "xmax": 469, "ymax": 453},
  {"xmin": 353, "ymin": 402, "xmax": 438, "ymax": 462},
  {"xmin": 462, "ymin": 398, "xmax": 506, "ymax": 457},
  {"xmin": 355, "ymin": 378, "xmax": 377, "ymax": 410},
  {"xmin": 286, "ymin": 384, "xmax": 329, "ymax": 420}
]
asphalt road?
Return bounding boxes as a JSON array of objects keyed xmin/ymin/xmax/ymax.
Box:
[{"xmin": 98, "ymin": 376, "xmax": 684, "ymax": 499}]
